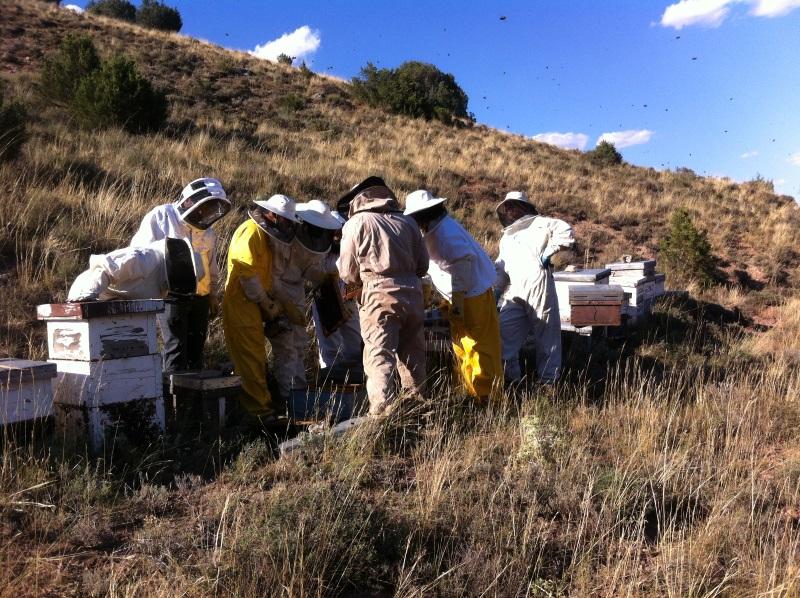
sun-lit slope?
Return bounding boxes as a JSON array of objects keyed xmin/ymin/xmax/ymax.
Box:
[{"xmin": 1, "ymin": 0, "xmax": 798, "ymax": 357}]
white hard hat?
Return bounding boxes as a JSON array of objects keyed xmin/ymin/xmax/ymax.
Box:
[
  {"xmin": 253, "ymin": 194, "xmax": 301, "ymax": 222},
  {"xmin": 403, "ymin": 189, "xmax": 447, "ymax": 216},
  {"xmin": 296, "ymin": 199, "xmax": 343, "ymax": 230}
]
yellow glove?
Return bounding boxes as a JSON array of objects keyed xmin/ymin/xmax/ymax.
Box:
[
  {"xmin": 281, "ymin": 301, "xmax": 306, "ymax": 326},
  {"xmin": 448, "ymin": 291, "xmax": 466, "ymax": 329}
]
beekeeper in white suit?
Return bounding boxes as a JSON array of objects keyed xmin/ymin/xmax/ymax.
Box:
[
  {"xmin": 131, "ymin": 177, "xmax": 231, "ymax": 373},
  {"xmin": 494, "ymin": 191, "xmax": 575, "ymax": 384},
  {"xmin": 269, "ymin": 199, "xmax": 342, "ymax": 401},
  {"xmin": 68, "ymin": 238, "xmax": 198, "ymax": 302}
]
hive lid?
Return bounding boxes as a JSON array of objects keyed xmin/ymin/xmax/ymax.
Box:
[
  {"xmin": 553, "ymin": 268, "xmax": 611, "ymax": 282},
  {"xmin": 605, "ymin": 260, "xmax": 656, "ymax": 273},
  {"xmin": 568, "ymin": 284, "xmax": 625, "ymax": 302},
  {"xmin": 0, "ymin": 358, "xmax": 58, "ymax": 384},
  {"xmin": 36, "ymin": 300, "xmax": 164, "ymax": 321}
]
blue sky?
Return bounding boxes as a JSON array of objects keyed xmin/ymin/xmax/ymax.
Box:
[{"xmin": 68, "ymin": 0, "xmax": 800, "ymax": 198}]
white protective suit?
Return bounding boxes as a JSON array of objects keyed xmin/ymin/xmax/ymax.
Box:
[
  {"xmin": 67, "ymin": 239, "xmax": 196, "ymax": 301},
  {"xmin": 130, "ymin": 203, "xmax": 218, "ymax": 299},
  {"xmin": 311, "ymin": 252, "xmax": 362, "ymax": 369},
  {"xmin": 495, "ymin": 215, "xmax": 575, "ymax": 382},
  {"xmin": 425, "ymin": 215, "xmax": 496, "ymax": 301},
  {"xmin": 269, "ymin": 238, "xmax": 329, "ymax": 397}
]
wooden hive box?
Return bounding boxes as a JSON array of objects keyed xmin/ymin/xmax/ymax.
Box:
[
  {"xmin": 568, "ymin": 285, "xmax": 625, "ymax": 327},
  {"xmin": 554, "ymin": 269, "xmax": 611, "ymax": 325},
  {"xmin": 0, "ymin": 359, "xmax": 57, "ymax": 425}
]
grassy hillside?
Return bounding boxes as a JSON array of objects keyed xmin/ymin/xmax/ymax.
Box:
[{"xmin": 1, "ymin": 1, "xmax": 800, "ymax": 595}]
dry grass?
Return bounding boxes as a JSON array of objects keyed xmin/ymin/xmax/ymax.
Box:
[
  {"xmin": 2, "ymin": 323, "xmax": 799, "ymax": 595},
  {"xmin": 1, "ymin": 1, "xmax": 800, "ymax": 595}
]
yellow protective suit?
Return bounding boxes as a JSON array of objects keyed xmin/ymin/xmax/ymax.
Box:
[
  {"xmin": 448, "ymin": 289, "xmax": 503, "ymax": 400},
  {"xmin": 222, "ymin": 219, "xmax": 274, "ymax": 416}
]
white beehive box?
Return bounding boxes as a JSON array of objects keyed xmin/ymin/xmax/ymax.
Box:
[
  {"xmin": 0, "ymin": 359, "xmax": 57, "ymax": 425},
  {"xmin": 36, "ymin": 300, "xmax": 165, "ymax": 453}
]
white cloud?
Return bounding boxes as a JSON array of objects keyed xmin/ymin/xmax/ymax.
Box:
[
  {"xmin": 596, "ymin": 130, "xmax": 654, "ymax": 149},
  {"xmin": 740, "ymin": 150, "xmax": 759, "ymax": 158},
  {"xmin": 250, "ymin": 26, "xmax": 321, "ymax": 64},
  {"xmin": 531, "ymin": 132, "xmax": 589, "ymax": 150},
  {"xmin": 750, "ymin": 0, "xmax": 800, "ymax": 16},
  {"xmin": 661, "ymin": 0, "xmax": 732, "ymax": 28},
  {"xmin": 660, "ymin": 0, "xmax": 800, "ymax": 28},
  {"xmin": 788, "ymin": 152, "xmax": 800, "ymax": 166},
  {"xmin": 63, "ymin": 3, "xmax": 84, "ymax": 13}
]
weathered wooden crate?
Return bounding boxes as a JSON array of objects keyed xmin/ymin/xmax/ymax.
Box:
[
  {"xmin": 0, "ymin": 359, "xmax": 57, "ymax": 425},
  {"xmin": 568, "ymin": 285, "xmax": 624, "ymax": 327},
  {"xmin": 554, "ymin": 269, "xmax": 611, "ymax": 326},
  {"xmin": 38, "ymin": 302, "xmax": 160, "ymax": 362}
]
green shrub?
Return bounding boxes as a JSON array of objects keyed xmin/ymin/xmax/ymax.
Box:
[
  {"xmin": 40, "ymin": 34, "xmax": 101, "ymax": 104},
  {"xmin": 352, "ymin": 60, "xmax": 471, "ymax": 124},
  {"xmin": 659, "ymin": 208, "xmax": 718, "ymax": 287},
  {"xmin": 136, "ymin": 0, "xmax": 182, "ymax": 32},
  {"xmin": 86, "ymin": 0, "xmax": 136, "ymax": 22},
  {"xmin": 276, "ymin": 53, "xmax": 293, "ymax": 66},
  {"xmin": 588, "ymin": 140, "xmax": 623, "ymax": 166},
  {"xmin": 0, "ymin": 82, "xmax": 27, "ymax": 162},
  {"xmin": 71, "ymin": 54, "xmax": 168, "ymax": 133}
]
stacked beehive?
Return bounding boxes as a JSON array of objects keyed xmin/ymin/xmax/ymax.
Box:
[
  {"xmin": 36, "ymin": 300, "xmax": 166, "ymax": 454},
  {"xmin": 604, "ymin": 260, "xmax": 667, "ymax": 322}
]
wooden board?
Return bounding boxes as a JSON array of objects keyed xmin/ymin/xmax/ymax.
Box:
[
  {"xmin": 37, "ymin": 300, "xmax": 164, "ymax": 321},
  {"xmin": 314, "ymin": 277, "xmax": 348, "ymax": 337},
  {"xmin": 51, "ymin": 354, "xmax": 162, "ymax": 407},
  {"xmin": 0, "ymin": 359, "xmax": 57, "ymax": 384},
  {"xmin": 46, "ymin": 314, "xmax": 158, "ymax": 361},
  {"xmin": 1, "ymin": 380, "xmax": 54, "ymax": 424},
  {"xmin": 571, "ymin": 304, "xmax": 622, "ymax": 327}
]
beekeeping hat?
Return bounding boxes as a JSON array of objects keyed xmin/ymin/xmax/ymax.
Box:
[
  {"xmin": 403, "ymin": 189, "xmax": 447, "ymax": 216},
  {"xmin": 336, "ymin": 176, "xmax": 395, "ymax": 216},
  {"xmin": 163, "ymin": 237, "xmax": 198, "ymax": 297},
  {"xmin": 331, "ymin": 210, "xmax": 347, "ymax": 227},
  {"xmin": 295, "ymin": 199, "xmax": 342, "ymax": 254},
  {"xmin": 495, "ymin": 190, "xmax": 538, "ymax": 227},
  {"xmin": 296, "ymin": 199, "xmax": 342, "ymax": 230},
  {"xmin": 250, "ymin": 194, "xmax": 301, "ymax": 244},
  {"xmin": 174, "ymin": 177, "xmax": 231, "ymax": 230}
]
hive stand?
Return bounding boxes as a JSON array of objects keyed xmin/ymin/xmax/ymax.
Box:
[
  {"xmin": 36, "ymin": 300, "xmax": 166, "ymax": 454},
  {"xmin": 0, "ymin": 359, "xmax": 57, "ymax": 426}
]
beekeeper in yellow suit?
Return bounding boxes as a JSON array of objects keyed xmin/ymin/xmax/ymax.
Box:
[
  {"xmin": 404, "ymin": 190, "xmax": 502, "ymax": 400},
  {"xmin": 494, "ymin": 191, "xmax": 575, "ymax": 384},
  {"xmin": 222, "ymin": 194, "xmax": 303, "ymax": 417}
]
